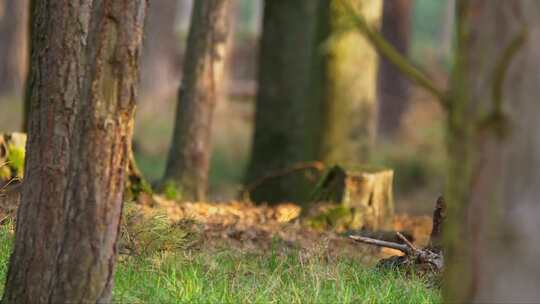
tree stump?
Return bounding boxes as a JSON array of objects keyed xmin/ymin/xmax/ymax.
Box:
[{"xmin": 308, "ymin": 165, "xmax": 394, "ymax": 231}]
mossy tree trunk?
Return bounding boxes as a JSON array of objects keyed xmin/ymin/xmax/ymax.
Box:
[
  {"xmin": 162, "ymin": 0, "xmax": 231, "ymax": 202},
  {"xmin": 245, "ymin": 0, "xmax": 321, "ymax": 204},
  {"xmin": 444, "ymin": 0, "xmax": 540, "ymax": 302},
  {"xmin": 311, "ymin": 0, "xmax": 382, "ymax": 165},
  {"xmin": 1, "ymin": 1, "xmax": 147, "ymax": 303},
  {"xmin": 376, "ymin": 0, "xmax": 412, "ymax": 138},
  {"xmin": 246, "ymin": 0, "xmax": 382, "ymax": 205}
]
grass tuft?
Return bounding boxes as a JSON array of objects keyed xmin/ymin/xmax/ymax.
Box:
[{"xmin": 119, "ymin": 203, "xmax": 193, "ymax": 257}]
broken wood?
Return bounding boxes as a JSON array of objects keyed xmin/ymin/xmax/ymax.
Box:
[
  {"xmin": 349, "ymin": 196, "xmax": 446, "ymax": 275},
  {"xmin": 349, "ymin": 235, "xmax": 412, "ymax": 254},
  {"xmin": 428, "ymin": 196, "xmax": 446, "ymax": 251},
  {"xmin": 343, "ymin": 229, "xmax": 414, "ymax": 244}
]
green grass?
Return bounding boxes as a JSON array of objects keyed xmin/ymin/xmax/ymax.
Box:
[
  {"xmin": 114, "ymin": 221, "xmax": 441, "ymax": 304},
  {"xmin": 0, "ymin": 220, "xmax": 439, "ymax": 303},
  {"xmin": 0, "ymin": 222, "xmax": 14, "ymax": 295},
  {"xmin": 114, "ymin": 249, "xmax": 440, "ymax": 304}
]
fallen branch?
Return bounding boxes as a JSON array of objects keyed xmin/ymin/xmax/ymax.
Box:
[
  {"xmin": 349, "ymin": 235, "xmax": 411, "ymax": 255},
  {"xmin": 241, "ymin": 161, "xmax": 325, "ymax": 201},
  {"xmin": 349, "ymin": 196, "xmax": 446, "ymax": 272},
  {"xmin": 396, "ymin": 232, "xmax": 418, "ymax": 252}
]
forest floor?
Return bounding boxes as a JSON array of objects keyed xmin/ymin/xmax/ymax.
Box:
[
  {"xmin": 0, "ymin": 83, "xmax": 445, "ymax": 303},
  {"xmin": 0, "ymin": 193, "xmax": 440, "ymax": 303}
]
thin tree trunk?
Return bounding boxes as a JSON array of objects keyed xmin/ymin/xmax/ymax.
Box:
[
  {"xmin": 0, "ymin": 0, "xmax": 28, "ymax": 97},
  {"xmin": 376, "ymin": 0, "xmax": 412, "ymax": 138},
  {"xmin": 21, "ymin": 0, "xmax": 32, "ymax": 132},
  {"xmin": 140, "ymin": 0, "xmax": 179, "ymax": 100},
  {"xmin": 245, "ymin": 0, "xmax": 320, "ymax": 204},
  {"xmin": 445, "ymin": 0, "xmax": 540, "ymax": 302},
  {"xmin": 162, "ymin": 0, "xmax": 231, "ymax": 202},
  {"xmin": 2, "ymin": 1, "xmax": 146, "ymax": 303}
]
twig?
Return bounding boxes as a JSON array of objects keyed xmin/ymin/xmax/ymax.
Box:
[
  {"xmin": 0, "ymin": 177, "xmax": 21, "ymax": 195},
  {"xmin": 0, "ymin": 215, "xmax": 10, "ymax": 225},
  {"xmin": 349, "ymin": 235, "xmax": 411, "ymax": 255},
  {"xmin": 396, "ymin": 232, "xmax": 418, "ymax": 253},
  {"xmin": 241, "ymin": 161, "xmax": 325, "ymax": 201}
]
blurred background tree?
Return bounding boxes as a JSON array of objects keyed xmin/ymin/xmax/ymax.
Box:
[
  {"xmin": 0, "ymin": 0, "xmax": 28, "ymax": 98},
  {"xmin": 140, "ymin": 0, "xmax": 180, "ymax": 102},
  {"xmin": 0, "ymin": 0, "xmax": 452, "ymax": 214},
  {"xmin": 376, "ymin": 0, "xmax": 413, "ymax": 139},
  {"xmin": 161, "ymin": 0, "xmax": 232, "ymax": 201},
  {"xmin": 244, "ymin": 0, "xmax": 320, "ymax": 204}
]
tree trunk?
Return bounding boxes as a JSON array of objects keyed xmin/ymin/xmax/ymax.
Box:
[
  {"xmin": 311, "ymin": 0, "xmax": 382, "ymax": 165},
  {"xmin": 140, "ymin": 0, "xmax": 179, "ymax": 100},
  {"xmin": 245, "ymin": 0, "xmax": 321, "ymax": 204},
  {"xmin": 245, "ymin": 0, "xmax": 382, "ymax": 204},
  {"xmin": 2, "ymin": 1, "xmax": 146, "ymax": 303},
  {"xmin": 376, "ymin": 0, "xmax": 412, "ymax": 138},
  {"xmin": 444, "ymin": 0, "xmax": 540, "ymax": 302},
  {"xmin": 162, "ymin": 0, "xmax": 231, "ymax": 202},
  {"xmin": 0, "ymin": 0, "xmax": 28, "ymax": 97}
]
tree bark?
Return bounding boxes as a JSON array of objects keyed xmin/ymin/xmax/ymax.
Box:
[
  {"xmin": 0, "ymin": 0, "xmax": 29, "ymax": 97},
  {"xmin": 376, "ymin": 0, "xmax": 412, "ymax": 138},
  {"xmin": 311, "ymin": 0, "xmax": 382, "ymax": 165},
  {"xmin": 140, "ymin": 0, "xmax": 179, "ymax": 100},
  {"xmin": 245, "ymin": 0, "xmax": 321, "ymax": 204},
  {"xmin": 245, "ymin": 0, "xmax": 382, "ymax": 204},
  {"xmin": 162, "ymin": 0, "xmax": 231, "ymax": 202},
  {"xmin": 444, "ymin": 0, "xmax": 540, "ymax": 302},
  {"xmin": 1, "ymin": 1, "xmax": 146, "ymax": 303}
]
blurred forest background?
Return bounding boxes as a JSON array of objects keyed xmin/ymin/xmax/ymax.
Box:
[
  {"xmin": 3, "ymin": 0, "xmax": 540, "ymax": 302},
  {"xmin": 0, "ymin": 0, "xmax": 453, "ymax": 214}
]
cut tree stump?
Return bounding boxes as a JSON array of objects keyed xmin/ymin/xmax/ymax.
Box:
[{"xmin": 307, "ymin": 165, "xmax": 394, "ymax": 231}]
